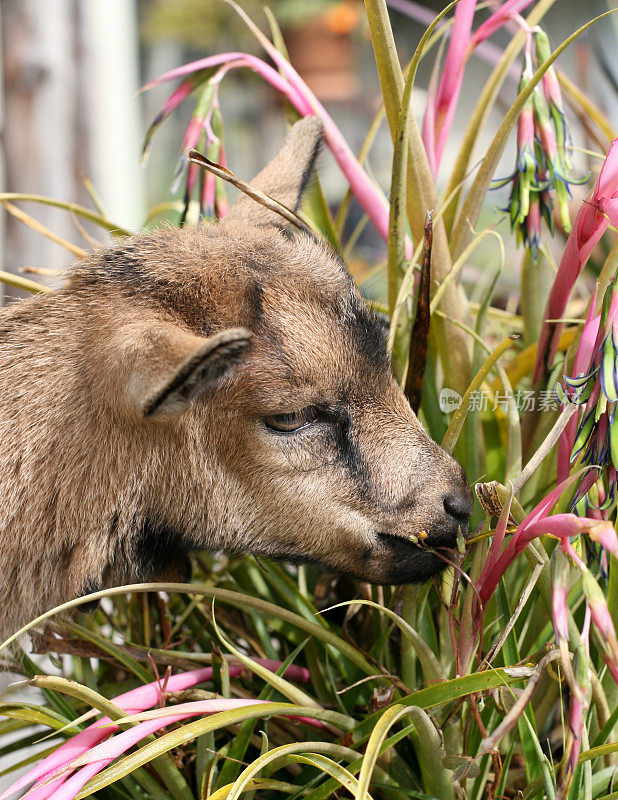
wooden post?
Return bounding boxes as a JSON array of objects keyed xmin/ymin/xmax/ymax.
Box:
[
  {"xmin": 2, "ymin": 0, "xmax": 84, "ymax": 292},
  {"xmin": 0, "ymin": 0, "xmax": 144, "ymax": 303}
]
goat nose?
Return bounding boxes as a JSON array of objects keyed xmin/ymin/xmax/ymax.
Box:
[{"xmin": 443, "ymin": 490, "xmax": 473, "ymax": 525}]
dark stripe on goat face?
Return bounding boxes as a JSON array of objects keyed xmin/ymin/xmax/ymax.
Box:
[
  {"xmin": 245, "ymin": 279, "xmax": 264, "ymax": 329},
  {"xmin": 330, "ymin": 408, "xmax": 377, "ymax": 500}
]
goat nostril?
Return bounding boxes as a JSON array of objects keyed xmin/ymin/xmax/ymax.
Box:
[{"xmin": 443, "ymin": 492, "xmax": 473, "ymax": 523}]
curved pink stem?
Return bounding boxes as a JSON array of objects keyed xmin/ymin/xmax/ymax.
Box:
[
  {"xmin": 2, "ymin": 659, "xmax": 309, "ymax": 800},
  {"xmin": 533, "ymin": 139, "xmax": 618, "ymax": 383}
]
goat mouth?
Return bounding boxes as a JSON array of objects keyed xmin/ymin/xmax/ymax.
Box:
[
  {"xmin": 381, "ymin": 530, "xmax": 429, "ymax": 546},
  {"xmin": 377, "ymin": 530, "xmax": 459, "ymax": 552},
  {"xmin": 373, "ymin": 531, "xmax": 458, "ymax": 584}
]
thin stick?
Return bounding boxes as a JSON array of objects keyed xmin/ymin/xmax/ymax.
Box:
[
  {"xmin": 1, "ymin": 200, "xmax": 87, "ymax": 258},
  {"xmin": 480, "ymin": 650, "xmax": 561, "ymax": 754},
  {"xmin": 187, "ymin": 150, "xmax": 313, "ymax": 235}
]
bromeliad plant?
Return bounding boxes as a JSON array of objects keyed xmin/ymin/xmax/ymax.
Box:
[
  {"xmin": 498, "ymin": 26, "xmax": 585, "ymax": 260},
  {"xmin": 2, "ymin": 2, "xmax": 618, "ymax": 800}
]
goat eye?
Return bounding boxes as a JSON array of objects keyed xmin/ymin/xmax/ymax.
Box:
[{"xmin": 264, "ymin": 407, "xmax": 318, "ymax": 433}]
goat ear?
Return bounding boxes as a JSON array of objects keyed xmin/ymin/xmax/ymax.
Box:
[
  {"xmin": 137, "ymin": 327, "xmax": 252, "ymax": 417},
  {"xmin": 224, "ymin": 116, "xmax": 323, "ymax": 227}
]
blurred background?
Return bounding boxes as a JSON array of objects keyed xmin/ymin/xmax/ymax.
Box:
[{"xmin": 0, "ymin": 0, "xmax": 616, "ymax": 304}]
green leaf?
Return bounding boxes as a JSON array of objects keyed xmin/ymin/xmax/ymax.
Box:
[
  {"xmin": 74, "ymin": 704, "xmax": 347, "ymax": 799},
  {"xmin": 1, "ymin": 583, "xmax": 379, "ymax": 679},
  {"xmin": 224, "ymin": 742, "xmax": 362, "ymax": 800},
  {"xmin": 215, "ymin": 638, "xmax": 312, "ymax": 789},
  {"xmin": 364, "ymin": 0, "xmax": 471, "ymax": 394},
  {"xmin": 61, "ymin": 619, "xmax": 151, "ymax": 683},
  {"xmin": 0, "ymin": 703, "xmax": 78, "ymax": 733},
  {"xmin": 322, "ymin": 599, "xmax": 445, "ymax": 685},
  {"xmin": 442, "ymin": 336, "xmax": 518, "ymax": 454},
  {"xmin": 0, "ymin": 193, "xmax": 131, "ymax": 235},
  {"xmin": 0, "ymin": 269, "xmax": 52, "ymax": 294},
  {"xmin": 495, "ymin": 582, "xmax": 543, "ymax": 787}
]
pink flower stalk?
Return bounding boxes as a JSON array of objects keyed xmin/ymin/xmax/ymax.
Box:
[
  {"xmin": 180, "ymin": 164, "xmax": 201, "ymax": 221},
  {"xmin": 550, "ymin": 547, "xmax": 595, "ymax": 706},
  {"xmin": 143, "ymin": 32, "xmax": 406, "ymax": 253},
  {"xmin": 509, "ymin": 53, "xmax": 537, "ymax": 232},
  {"xmin": 538, "ymin": 170, "xmax": 555, "ymax": 234},
  {"xmin": 60, "ymin": 700, "xmax": 264, "ymax": 770},
  {"xmin": 531, "ymin": 77, "xmax": 571, "ymax": 232},
  {"xmin": 581, "ymin": 566, "xmax": 618, "ymax": 661},
  {"xmin": 142, "ymin": 53, "xmax": 311, "ymax": 116},
  {"xmin": 551, "ymin": 548, "xmax": 571, "ymax": 658},
  {"xmin": 69, "ymin": 700, "xmax": 325, "ymax": 771},
  {"xmin": 482, "ymin": 488, "xmax": 514, "ymax": 584},
  {"xmin": 421, "ymin": 0, "xmax": 534, "ymax": 175},
  {"xmin": 30, "ymin": 699, "xmax": 325, "ymax": 800},
  {"xmin": 467, "ymin": 0, "xmax": 534, "ymax": 49},
  {"xmin": 580, "ymin": 480, "xmax": 609, "ymax": 523},
  {"xmin": 525, "ymin": 192, "xmax": 541, "ymax": 256},
  {"xmin": 1, "ymin": 667, "xmax": 227, "ymax": 800},
  {"xmin": 587, "ymin": 515, "xmax": 618, "ymax": 552},
  {"xmin": 511, "ymin": 514, "xmax": 614, "ymax": 557},
  {"xmin": 557, "ymin": 286, "xmax": 600, "ymax": 483},
  {"xmin": 37, "ymin": 764, "xmax": 107, "ymax": 800},
  {"xmin": 170, "ymin": 76, "xmax": 230, "ymax": 221},
  {"xmin": 533, "ymin": 138, "xmax": 618, "ymax": 383},
  {"xmin": 197, "ymin": 103, "xmax": 228, "ymax": 220},
  {"xmin": 497, "ymin": 34, "xmax": 562, "ymax": 261},
  {"xmin": 422, "ymin": 0, "xmax": 476, "ymax": 175},
  {"xmin": 563, "ymin": 538, "xmax": 618, "ymax": 684},
  {"xmin": 498, "ymin": 26, "xmax": 586, "ymax": 260},
  {"xmin": 226, "ymin": 0, "xmax": 401, "ymax": 247},
  {"xmin": 551, "ymin": 582, "xmax": 569, "ymax": 648},
  {"xmin": 1, "ymin": 659, "xmax": 310, "ymax": 800},
  {"xmin": 475, "ymin": 485, "xmax": 618, "ymax": 709},
  {"xmin": 33, "ymin": 714, "xmax": 216, "ymax": 800},
  {"xmin": 201, "ymin": 165, "xmax": 216, "ymax": 219},
  {"xmin": 205, "ymin": 139, "xmax": 230, "ymax": 219},
  {"xmin": 388, "ymin": 0, "xmax": 524, "ymax": 88},
  {"xmin": 141, "ymin": 74, "xmax": 209, "ymax": 165},
  {"xmin": 560, "ymin": 606, "xmax": 591, "ymax": 798},
  {"xmin": 211, "ymin": 140, "xmax": 230, "ymax": 219},
  {"xmin": 144, "ymin": 52, "xmax": 312, "ymax": 224}
]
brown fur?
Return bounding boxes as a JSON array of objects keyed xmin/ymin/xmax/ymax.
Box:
[{"xmin": 0, "ymin": 118, "xmax": 472, "ymax": 637}]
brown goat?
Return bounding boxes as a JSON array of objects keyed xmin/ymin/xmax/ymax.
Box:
[{"xmin": 0, "ymin": 118, "xmax": 472, "ymax": 637}]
